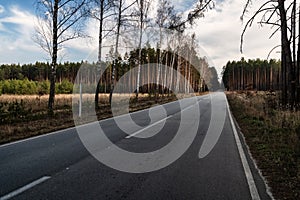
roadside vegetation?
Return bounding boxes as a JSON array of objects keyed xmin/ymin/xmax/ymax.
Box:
[
  {"xmin": 0, "ymin": 92, "xmax": 187, "ymax": 144},
  {"xmin": 227, "ymin": 91, "xmax": 300, "ymax": 200},
  {"xmin": 0, "ymin": 79, "xmax": 73, "ymax": 95}
]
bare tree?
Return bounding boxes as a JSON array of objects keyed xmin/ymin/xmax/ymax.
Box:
[
  {"xmin": 109, "ymin": 0, "xmax": 136, "ymax": 104},
  {"xmin": 90, "ymin": 0, "xmax": 114, "ymax": 108},
  {"xmin": 155, "ymin": 0, "xmax": 177, "ymax": 96},
  {"xmin": 134, "ymin": 0, "xmax": 151, "ymax": 99},
  {"xmin": 34, "ymin": 0, "xmax": 88, "ymax": 112},
  {"xmin": 240, "ymin": 0, "xmax": 299, "ymax": 108}
]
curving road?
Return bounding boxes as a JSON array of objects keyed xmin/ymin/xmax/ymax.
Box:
[{"xmin": 0, "ymin": 93, "xmax": 272, "ymax": 200}]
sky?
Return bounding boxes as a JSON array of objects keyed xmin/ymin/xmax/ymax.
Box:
[{"xmin": 0, "ymin": 0, "xmax": 281, "ymax": 78}]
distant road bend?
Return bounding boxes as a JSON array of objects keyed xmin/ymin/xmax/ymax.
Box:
[{"xmin": 0, "ymin": 92, "xmax": 272, "ymax": 200}]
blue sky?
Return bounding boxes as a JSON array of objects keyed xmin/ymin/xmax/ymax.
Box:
[
  {"xmin": 0, "ymin": 0, "xmax": 197, "ymax": 64},
  {"xmin": 1, "ymin": 0, "xmax": 35, "ymax": 8},
  {"xmin": 0, "ymin": 0, "xmax": 280, "ymax": 77}
]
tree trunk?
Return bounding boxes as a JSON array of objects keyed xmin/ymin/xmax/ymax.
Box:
[
  {"xmin": 48, "ymin": 0, "xmax": 59, "ymax": 112},
  {"xmin": 95, "ymin": 0, "xmax": 104, "ymax": 109},
  {"xmin": 136, "ymin": 0, "xmax": 144, "ymax": 99},
  {"xmin": 109, "ymin": 0, "xmax": 122, "ymax": 105},
  {"xmin": 297, "ymin": 3, "xmax": 300, "ymax": 106},
  {"xmin": 278, "ymin": 0, "xmax": 293, "ymax": 107}
]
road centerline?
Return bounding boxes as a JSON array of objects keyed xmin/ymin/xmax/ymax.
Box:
[
  {"xmin": 125, "ymin": 100, "xmax": 199, "ymax": 139},
  {"xmin": 0, "ymin": 176, "xmax": 51, "ymax": 200},
  {"xmin": 125, "ymin": 115, "xmax": 173, "ymax": 139}
]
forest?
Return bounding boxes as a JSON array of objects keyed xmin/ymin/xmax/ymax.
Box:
[
  {"xmin": 0, "ymin": 46, "xmax": 220, "ymax": 96},
  {"xmin": 222, "ymin": 58, "xmax": 281, "ymax": 91}
]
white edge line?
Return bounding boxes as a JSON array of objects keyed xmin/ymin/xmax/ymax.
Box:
[
  {"xmin": 235, "ymin": 120, "xmax": 275, "ymax": 200},
  {"xmin": 0, "ymin": 125, "xmax": 77, "ymax": 148},
  {"xmin": 0, "ymin": 95, "xmax": 210, "ymax": 148},
  {"xmin": 0, "ymin": 176, "xmax": 51, "ymax": 200},
  {"xmin": 225, "ymin": 97, "xmax": 261, "ymax": 200}
]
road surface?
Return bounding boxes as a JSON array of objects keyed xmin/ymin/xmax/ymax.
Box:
[{"xmin": 0, "ymin": 92, "xmax": 272, "ymax": 200}]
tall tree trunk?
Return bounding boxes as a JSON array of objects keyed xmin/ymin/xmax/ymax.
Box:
[
  {"xmin": 136, "ymin": 0, "xmax": 144, "ymax": 99},
  {"xmin": 278, "ymin": 0, "xmax": 293, "ymax": 107},
  {"xmin": 291, "ymin": 0, "xmax": 296, "ymax": 107},
  {"xmin": 95, "ymin": 0, "xmax": 104, "ymax": 109},
  {"xmin": 48, "ymin": 0, "xmax": 59, "ymax": 112},
  {"xmin": 109, "ymin": 0, "xmax": 122, "ymax": 105},
  {"xmin": 170, "ymin": 50, "xmax": 175, "ymax": 92},
  {"xmin": 297, "ymin": 3, "xmax": 300, "ymax": 105}
]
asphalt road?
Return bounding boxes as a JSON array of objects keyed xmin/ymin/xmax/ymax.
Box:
[{"xmin": 0, "ymin": 92, "xmax": 272, "ymax": 200}]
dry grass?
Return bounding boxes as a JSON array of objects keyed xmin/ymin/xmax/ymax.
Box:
[
  {"xmin": 0, "ymin": 94, "xmax": 73, "ymax": 112},
  {"xmin": 0, "ymin": 92, "xmax": 208, "ymax": 144},
  {"xmin": 1, "ymin": 92, "xmax": 201, "ymax": 144},
  {"xmin": 227, "ymin": 91, "xmax": 300, "ymax": 200}
]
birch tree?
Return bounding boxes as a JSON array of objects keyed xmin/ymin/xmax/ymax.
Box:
[
  {"xmin": 109, "ymin": 0, "xmax": 136, "ymax": 104},
  {"xmin": 34, "ymin": 0, "xmax": 88, "ymax": 112},
  {"xmin": 90, "ymin": 0, "xmax": 114, "ymax": 108},
  {"xmin": 135, "ymin": 0, "xmax": 151, "ymax": 98}
]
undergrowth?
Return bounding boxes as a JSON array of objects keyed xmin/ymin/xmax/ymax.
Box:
[{"xmin": 227, "ymin": 91, "xmax": 300, "ymax": 200}]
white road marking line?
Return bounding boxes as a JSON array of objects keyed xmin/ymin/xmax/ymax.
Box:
[
  {"xmin": 225, "ymin": 97, "xmax": 261, "ymax": 200},
  {"xmin": 0, "ymin": 126, "xmax": 76, "ymax": 148},
  {"xmin": 0, "ymin": 176, "xmax": 51, "ymax": 200},
  {"xmin": 125, "ymin": 102, "xmax": 198, "ymax": 139},
  {"xmin": 180, "ymin": 103, "xmax": 197, "ymax": 113},
  {"xmin": 125, "ymin": 115, "xmax": 173, "ymax": 139}
]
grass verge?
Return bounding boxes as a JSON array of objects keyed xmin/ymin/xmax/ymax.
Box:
[
  {"xmin": 226, "ymin": 91, "xmax": 300, "ymax": 200},
  {"xmin": 0, "ymin": 93, "xmax": 206, "ymax": 144}
]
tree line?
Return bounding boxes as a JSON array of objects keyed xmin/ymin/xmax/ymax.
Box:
[
  {"xmin": 0, "ymin": 62, "xmax": 81, "ymax": 82},
  {"xmin": 0, "ymin": 46, "xmax": 220, "ymax": 96},
  {"xmin": 222, "ymin": 58, "xmax": 281, "ymax": 91},
  {"xmin": 222, "ymin": 57, "xmax": 300, "ymax": 108}
]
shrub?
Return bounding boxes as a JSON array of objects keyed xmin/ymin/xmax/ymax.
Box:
[
  {"xmin": 21, "ymin": 79, "xmax": 37, "ymax": 95},
  {"xmin": 38, "ymin": 80, "xmax": 50, "ymax": 95},
  {"xmin": 56, "ymin": 79, "xmax": 73, "ymax": 94},
  {"xmin": 1, "ymin": 80, "xmax": 14, "ymax": 94},
  {"xmin": 0, "ymin": 79, "xmax": 76, "ymax": 95}
]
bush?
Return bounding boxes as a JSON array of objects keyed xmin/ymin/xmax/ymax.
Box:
[
  {"xmin": 20, "ymin": 79, "xmax": 37, "ymax": 95},
  {"xmin": 0, "ymin": 79, "xmax": 76, "ymax": 95},
  {"xmin": 0, "ymin": 79, "xmax": 38, "ymax": 95},
  {"xmin": 1, "ymin": 80, "xmax": 14, "ymax": 94},
  {"xmin": 56, "ymin": 79, "xmax": 73, "ymax": 94},
  {"xmin": 38, "ymin": 80, "xmax": 50, "ymax": 95}
]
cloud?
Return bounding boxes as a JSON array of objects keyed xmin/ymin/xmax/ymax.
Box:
[
  {"xmin": 0, "ymin": 5, "xmax": 5, "ymax": 14},
  {"xmin": 0, "ymin": 6, "xmax": 48, "ymax": 64},
  {"xmin": 0, "ymin": 4, "xmax": 119, "ymax": 64},
  {"xmin": 0, "ymin": 5, "xmax": 92, "ymax": 64},
  {"xmin": 188, "ymin": 0, "xmax": 280, "ymax": 77}
]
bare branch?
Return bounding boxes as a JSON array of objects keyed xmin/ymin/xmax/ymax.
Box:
[
  {"xmin": 267, "ymin": 44, "xmax": 281, "ymax": 60},
  {"xmin": 240, "ymin": 0, "xmax": 252, "ymax": 21},
  {"xmin": 169, "ymin": 0, "xmax": 214, "ymax": 31},
  {"xmin": 240, "ymin": 1, "xmax": 277, "ymax": 53},
  {"xmin": 57, "ymin": 0, "xmax": 86, "ymax": 30}
]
